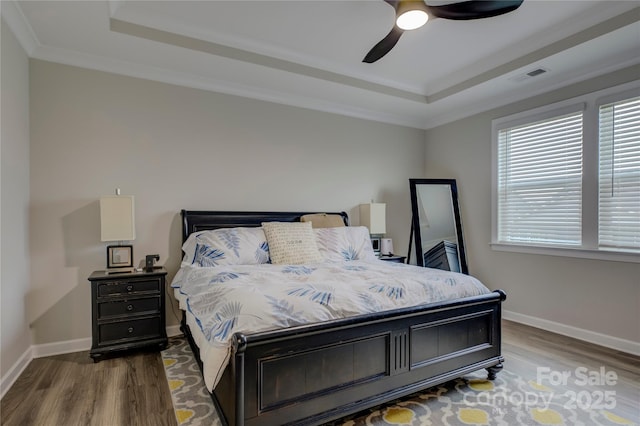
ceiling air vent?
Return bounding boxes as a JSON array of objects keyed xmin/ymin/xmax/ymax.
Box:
[
  {"xmin": 509, "ymin": 67, "xmax": 549, "ymax": 83},
  {"xmin": 527, "ymin": 68, "xmax": 547, "ymax": 77}
]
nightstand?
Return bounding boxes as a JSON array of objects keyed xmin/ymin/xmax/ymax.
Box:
[
  {"xmin": 379, "ymin": 255, "xmax": 406, "ymax": 263},
  {"xmin": 88, "ymin": 268, "xmax": 168, "ymax": 361}
]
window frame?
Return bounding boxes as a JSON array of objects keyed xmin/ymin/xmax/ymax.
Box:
[{"xmin": 491, "ymin": 81, "xmax": 640, "ymax": 263}]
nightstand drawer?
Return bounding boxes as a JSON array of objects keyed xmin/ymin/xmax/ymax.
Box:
[
  {"xmin": 99, "ymin": 317, "xmax": 162, "ymax": 344},
  {"xmin": 98, "ymin": 297, "xmax": 161, "ymax": 318},
  {"xmin": 97, "ymin": 279, "xmax": 160, "ymax": 297}
]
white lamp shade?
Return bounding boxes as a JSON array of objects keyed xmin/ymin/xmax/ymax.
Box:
[
  {"xmin": 381, "ymin": 238, "xmax": 394, "ymax": 256},
  {"xmin": 360, "ymin": 203, "xmax": 386, "ymax": 235},
  {"xmin": 100, "ymin": 195, "xmax": 135, "ymax": 242}
]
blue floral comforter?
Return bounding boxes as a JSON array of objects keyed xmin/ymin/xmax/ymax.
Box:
[{"xmin": 171, "ymin": 260, "xmax": 490, "ymax": 390}]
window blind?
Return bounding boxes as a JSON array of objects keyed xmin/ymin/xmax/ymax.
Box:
[
  {"xmin": 497, "ymin": 111, "xmax": 583, "ymax": 245},
  {"xmin": 598, "ymin": 96, "xmax": 640, "ymax": 251}
]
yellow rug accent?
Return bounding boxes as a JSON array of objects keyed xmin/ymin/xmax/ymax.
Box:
[
  {"xmin": 530, "ymin": 408, "xmax": 563, "ymax": 425},
  {"xmin": 169, "ymin": 379, "xmax": 185, "ymax": 391},
  {"xmin": 382, "ymin": 407, "xmax": 414, "ymax": 424},
  {"xmin": 458, "ymin": 407, "xmax": 489, "ymax": 425},
  {"xmin": 468, "ymin": 379, "xmax": 494, "ymax": 391},
  {"xmin": 175, "ymin": 409, "xmax": 195, "ymax": 424},
  {"xmin": 603, "ymin": 410, "xmax": 636, "ymax": 425},
  {"xmin": 163, "ymin": 358, "xmax": 177, "ymax": 367},
  {"xmin": 528, "ymin": 380, "xmax": 553, "ymax": 392}
]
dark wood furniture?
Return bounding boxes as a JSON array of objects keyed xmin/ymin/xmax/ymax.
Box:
[
  {"xmin": 89, "ymin": 268, "xmax": 168, "ymax": 361},
  {"xmin": 179, "ymin": 210, "xmax": 505, "ymax": 426},
  {"xmin": 423, "ymin": 240, "xmax": 460, "ymax": 272},
  {"xmin": 379, "ymin": 255, "xmax": 406, "ymax": 263}
]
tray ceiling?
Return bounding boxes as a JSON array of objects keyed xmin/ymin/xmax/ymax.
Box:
[{"xmin": 4, "ymin": 1, "xmax": 639, "ymax": 129}]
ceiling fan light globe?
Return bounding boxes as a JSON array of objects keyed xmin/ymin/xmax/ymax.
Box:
[{"xmin": 396, "ymin": 10, "xmax": 429, "ymax": 30}]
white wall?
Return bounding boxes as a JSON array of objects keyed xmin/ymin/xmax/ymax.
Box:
[
  {"xmin": 1, "ymin": 19, "xmax": 32, "ymax": 382},
  {"xmin": 28, "ymin": 59, "xmax": 425, "ymax": 344},
  {"xmin": 424, "ymin": 65, "xmax": 640, "ymax": 348}
]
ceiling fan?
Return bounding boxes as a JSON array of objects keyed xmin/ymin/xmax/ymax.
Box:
[{"xmin": 363, "ymin": 0, "xmax": 524, "ymax": 63}]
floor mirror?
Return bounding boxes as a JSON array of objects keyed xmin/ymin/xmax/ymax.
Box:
[{"xmin": 409, "ymin": 179, "xmax": 468, "ymax": 274}]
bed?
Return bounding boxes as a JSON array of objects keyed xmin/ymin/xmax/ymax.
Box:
[{"xmin": 174, "ymin": 210, "xmax": 506, "ymax": 426}]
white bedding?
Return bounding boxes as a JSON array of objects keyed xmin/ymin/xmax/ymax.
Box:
[{"xmin": 171, "ymin": 258, "xmax": 491, "ymax": 391}]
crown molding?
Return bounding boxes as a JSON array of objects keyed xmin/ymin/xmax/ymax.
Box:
[
  {"xmin": 422, "ymin": 60, "xmax": 640, "ymax": 130},
  {"xmin": 27, "ymin": 38, "xmax": 640, "ymax": 132},
  {"xmin": 109, "ymin": 18, "xmax": 427, "ymax": 105},
  {"xmin": 1, "ymin": 0, "xmax": 40, "ymax": 56},
  {"xmin": 427, "ymin": 7, "xmax": 640, "ymax": 103},
  {"xmin": 31, "ymin": 44, "xmax": 426, "ymax": 129},
  {"xmin": 8, "ymin": 0, "xmax": 638, "ymax": 131}
]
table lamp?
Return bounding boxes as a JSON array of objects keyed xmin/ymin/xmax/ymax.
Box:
[
  {"xmin": 360, "ymin": 202, "xmax": 386, "ymax": 255},
  {"xmin": 100, "ymin": 189, "xmax": 135, "ymax": 273}
]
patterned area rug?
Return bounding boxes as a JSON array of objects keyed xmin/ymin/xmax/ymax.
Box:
[
  {"xmin": 161, "ymin": 337, "xmax": 222, "ymax": 425},
  {"xmin": 161, "ymin": 337, "xmax": 638, "ymax": 426}
]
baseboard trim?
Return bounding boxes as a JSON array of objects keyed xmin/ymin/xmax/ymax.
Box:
[
  {"xmin": 1, "ymin": 347, "xmax": 33, "ymax": 400},
  {"xmin": 167, "ymin": 324, "xmax": 182, "ymax": 337},
  {"xmin": 503, "ymin": 310, "xmax": 640, "ymax": 356},
  {"xmin": 31, "ymin": 324, "xmax": 183, "ymax": 358},
  {"xmin": 32, "ymin": 337, "xmax": 92, "ymax": 359}
]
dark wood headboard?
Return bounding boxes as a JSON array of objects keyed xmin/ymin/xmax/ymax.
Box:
[{"xmin": 181, "ymin": 210, "xmax": 349, "ymax": 242}]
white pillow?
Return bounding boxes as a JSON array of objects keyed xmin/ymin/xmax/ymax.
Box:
[
  {"xmin": 261, "ymin": 221, "xmax": 323, "ymax": 265},
  {"xmin": 314, "ymin": 226, "xmax": 378, "ymax": 262},
  {"xmin": 182, "ymin": 227, "xmax": 270, "ymax": 267}
]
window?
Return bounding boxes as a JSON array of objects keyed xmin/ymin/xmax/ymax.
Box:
[
  {"xmin": 598, "ymin": 96, "xmax": 640, "ymax": 251},
  {"xmin": 492, "ymin": 82, "xmax": 640, "ymax": 262},
  {"xmin": 497, "ymin": 108, "xmax": 583, "ymax": 246}
]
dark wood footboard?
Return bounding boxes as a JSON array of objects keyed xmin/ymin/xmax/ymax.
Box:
[{"xmin": 203, "ymin": 289, "xmax": 506, "ymax": 426}]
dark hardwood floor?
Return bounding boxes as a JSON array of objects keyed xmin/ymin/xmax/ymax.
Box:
[
  {"xmin": 2, "ymin": 321, "xmax": 638, "ymax": 425},
  {"xmin": 502, "ymin": 321, "xmax": 640, "ymax": 423},
  {"xmin": 1, "ymin": 349, "xmax": 176, "ymax": 426}
]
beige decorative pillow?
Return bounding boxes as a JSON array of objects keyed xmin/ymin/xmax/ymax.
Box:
[
  {"xmin": 300, "ymin": 213, "xmax": 346, "ymax": 228},
  {"xmin": 262, "ymin": 221, "xmax": 324, "ymax": 264}
]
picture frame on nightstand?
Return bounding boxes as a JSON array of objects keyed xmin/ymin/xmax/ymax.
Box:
[{"xmin": 107, "ymin": 245, "xmax": 133, "ymax": 269}]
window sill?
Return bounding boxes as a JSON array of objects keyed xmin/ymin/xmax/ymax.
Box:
[{"xmin": 490, "ymin": 242, "xmax": 640, "ymax": 263}]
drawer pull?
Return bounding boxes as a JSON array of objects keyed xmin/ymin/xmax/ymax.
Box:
[
  {"xmin": 126, "ymin": 285, "xmax": 133, "ymax": 292},
  {"xmin": 128, "ymin": 327, "xmax": 134, "ymax": 333},
  {"xmin": 127, "ymin": 304, "xmax": 134, "ymax": 311}
]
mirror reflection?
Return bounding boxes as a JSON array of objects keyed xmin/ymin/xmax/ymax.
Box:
[{"xmin": 409, "ymin": 179, "xmax": 468, "ymax": 274}]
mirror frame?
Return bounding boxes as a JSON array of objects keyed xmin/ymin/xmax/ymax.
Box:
[{"xmin": 409, "ymin": 178, "xmax": 468, "ymax": 274}]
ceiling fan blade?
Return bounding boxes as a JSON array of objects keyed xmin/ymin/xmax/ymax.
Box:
[
  {"xmin": 362, "ymin": 0, "xmax": 523, "ymax": 63},
  {"xmin": 363, "ymin": 26, "xmax": 404, "ymax": 63},
  {"xmin": 383, "ymin": 0, "xmax": 399, "ymax": 9},
  {"xmin": 426, "ymin": 0, "xmax": 524, "ymax": 20}
]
